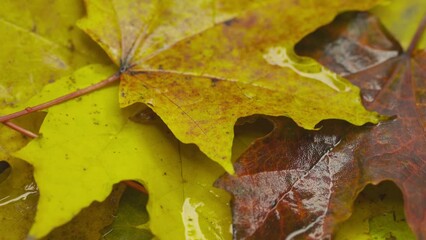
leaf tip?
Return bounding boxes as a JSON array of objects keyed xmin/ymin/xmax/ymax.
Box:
[{"xmin": 224, "ymin": 164, "xmax": 235, "ymax": 175}]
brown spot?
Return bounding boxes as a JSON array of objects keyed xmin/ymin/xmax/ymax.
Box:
[
  {"xmin": 68, "ymin": 40, "xmax": 75, "ymax": 52},
  {"xmin": 211, "ymin": 78, "xmax": 219, "ymax": 87},
  {"xmin": 224, "ymin": 19, "xmax": 236, "ymax": 26}
]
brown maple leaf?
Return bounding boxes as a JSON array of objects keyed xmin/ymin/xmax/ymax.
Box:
[{"xmin": 216, "ymin": 11, "xmax": 426, "ymax": 239}]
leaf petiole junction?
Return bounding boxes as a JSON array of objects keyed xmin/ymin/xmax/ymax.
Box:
[{"xmin": 0, "ymin": 72, "xmax": 121, "ymax": 136}]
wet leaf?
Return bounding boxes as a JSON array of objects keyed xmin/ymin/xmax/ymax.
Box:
[
  {"xmin": 79, "ymin": 0, "xmax": 384, "ymax": 173},
  {"xmin": 0, "ymin": 98, "xmax": 44, "ymax": 240},
  {"xmin": 0, "ymin": 1, "xmax": 113, "ymax": 237},
  {"xmin": 216, "ymin": 11, "xmax": 425, "ymax": 239},
  {"xmin": 0, "ymin": 0, "xmax": 110, "ymax": 233},
  {"xmin": 0, "ymin": 158, "xmax": 38, "ymax": 240},
  {"xmin": 14, "ymin": 64, "xmax": 232, "ymax": 239}
]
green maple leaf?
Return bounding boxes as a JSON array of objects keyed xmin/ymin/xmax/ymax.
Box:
[
  {"xmin": 14, "ymin": 65, "xmax": 232, "ymax": 239},
  {"xmin": 78, "ymin": 0, "xmax": 384, "ymax": 173},
  {"xmin": 0, "ymin": 1, "xmax": 109, "ymax": 238}
]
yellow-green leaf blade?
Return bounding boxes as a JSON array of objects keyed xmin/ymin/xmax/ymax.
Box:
[
  {"xmin": 0, "ymin": 1, "xmax": 110, "ymax": 238},
  {"xmin": 0, "ymin": 0, "xmax": 108, "ymax": 109},
  {"xmin": 372, "ymin": 0, "xmax": 426, "ymax": 50},
  {"xmin": 14, "ymin": 64, "xmax": 232, "ymax": 239},
  {"xmin": 77, "ymin": 0, "xmax": 267, "ymax": 66},
  {"xmin": 119, "ymin": 0, "xmax": 384, "ymax": 172}
]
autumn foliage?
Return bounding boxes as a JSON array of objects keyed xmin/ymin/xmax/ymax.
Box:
[{"xmin": 0, "ymin": 0, "xmax": 425, "ymax": 239}]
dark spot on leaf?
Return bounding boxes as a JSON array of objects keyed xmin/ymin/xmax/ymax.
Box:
[
  {"xmin": 0, "ymin": 161, "xmax": 11, "ymax": 183},
  {"xmin": 224, "ymin": 19, "xmax": 236, "ymax": 26},
  {"xmin": 211, "ymin": 78, "xmax": 219, "ymax": 87},
  {"xmin": 68, "ymin": 76, "xmax": 76, "ymax": 83},
  {"xmin": 93, "ymin": 119, "xmax": 100, "ymax": 125},
  {"xmin": 68, "ymin": 41, "xmax": 75, "ymax": 52}
]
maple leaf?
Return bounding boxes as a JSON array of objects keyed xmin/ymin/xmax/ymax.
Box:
[
  {"xmin": 0, "ymin": 156, "xmax": 38, "ymax": 240},
  {"xmin": 0, "ymin": 1, "xmax": 111, "ymax": 238},
  {"xmin": 216, "ymin": 11, "xmax": 426, "ymax": 239},
  {"xmin": 0, "ymin": 0, "xmax": 107, "ymax": 109},
  {"xmin": 14, "ymin": 64, "xmax": 232, "ymax": 239},
  {"xmin": 78, "ymin": 0, "xmax": 384, "ymax": 173}
]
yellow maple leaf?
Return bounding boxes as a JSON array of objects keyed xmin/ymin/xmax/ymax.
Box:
[
  {"xmin": 78, "ymin": 0, "xmax": 384, "ymax": 173},
  {"xmin": 15, "ymin": 65, "xmax": 233, "ymax": 239}
]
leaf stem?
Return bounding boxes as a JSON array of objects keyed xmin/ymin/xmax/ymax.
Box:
[
  {"xmin": 3, "ymin": 121, "xmax": 39, "ymax": 138},
  {"xmin": 407, "ymin": 13, "xmax": 426, "ymax": 56},
  {"xmin": 1, "ymin": 73, "xmax": 148, "ymax": 194},
  {"xmin": 0, "ymin": 72, "xmax": 121, "ymax": 123},
  {"xmin": 123, "ymin": 180, "xmax": 148, "ymax": 194}
]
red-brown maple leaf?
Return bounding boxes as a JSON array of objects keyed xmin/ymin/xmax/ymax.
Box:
[{"xmin": 216, "ymin": 11, "xmax": 426, "ymax": 239}]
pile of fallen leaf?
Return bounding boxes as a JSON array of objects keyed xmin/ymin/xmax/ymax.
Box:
[{"xmin": 0, "ymin": 0, "xmax": 424, "ymax": 239}]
